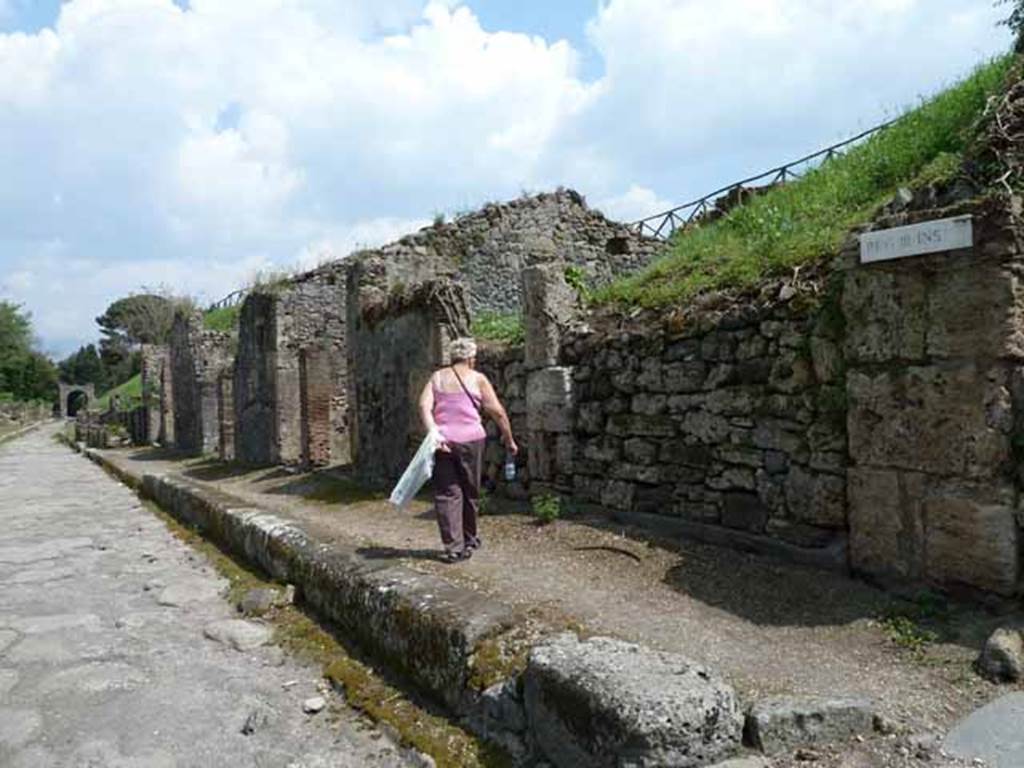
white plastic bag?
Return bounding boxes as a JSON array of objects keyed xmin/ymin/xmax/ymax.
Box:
[{"xmin": 389, "ymin": 429, "xmax": 441, "ymax": 508}]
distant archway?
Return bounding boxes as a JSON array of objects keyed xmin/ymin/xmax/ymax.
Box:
[{"xmin": 58, "ymin": 383, "xmax": 96, "ymax": 418}]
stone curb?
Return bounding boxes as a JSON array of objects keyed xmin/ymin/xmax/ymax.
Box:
[{"xmin": 78, "ymin": 447, "xmax": 520, "ymax": 717}]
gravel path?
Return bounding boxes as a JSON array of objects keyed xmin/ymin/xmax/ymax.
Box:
[{"xmin": 0, "ymin": 426, "xmax": 413, "ymax": 768}]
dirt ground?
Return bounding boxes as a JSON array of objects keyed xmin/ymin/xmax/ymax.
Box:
[{"xmin": 101, "ymin": 446, "xmax": 1023, "ymax": 767}]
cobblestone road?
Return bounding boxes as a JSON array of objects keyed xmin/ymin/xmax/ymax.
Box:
[{"xmin": 0, "ymin": 426, "xmax": 412, "ymax": 768}]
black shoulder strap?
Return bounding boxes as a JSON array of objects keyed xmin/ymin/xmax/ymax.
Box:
[{"xmin": 450, "ymin": 366, "xmax": 482, "ymax": 413}]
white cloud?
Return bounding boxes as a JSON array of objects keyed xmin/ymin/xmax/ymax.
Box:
[{"xmin": 0, "ymin": 0, "xmax": 1013, "ymax": 356}]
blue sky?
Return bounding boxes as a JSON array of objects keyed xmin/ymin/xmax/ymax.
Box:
[{"xmin": 0, "ymin": 1, "xmax": 1012, "ymax": 356}]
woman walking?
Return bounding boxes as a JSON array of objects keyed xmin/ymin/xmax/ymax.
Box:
[{"xmin": 418, "ymin": 337, "xmax": 517, "ymax": 563}]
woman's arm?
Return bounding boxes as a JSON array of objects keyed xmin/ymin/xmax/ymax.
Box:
[
  {"xmin": 418, "ymin": 376, "xmax": 436, "ymax": 433},
  {"xmin": 478, "ymin": 374, "xmax": 518, "ymax": 455}
]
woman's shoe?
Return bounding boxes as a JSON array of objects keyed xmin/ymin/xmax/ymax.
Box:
[{"xmin": 440, "ymin": 550, "xmax": 463, "ymax": 564}]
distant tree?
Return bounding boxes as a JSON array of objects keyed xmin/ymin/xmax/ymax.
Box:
[
  {"xmin": 998, "ymin": 0, "xmax": 1024, "ymax": 51},
  {"xmin": 59, "ymin": 344, "xmax": 108, "ymax": 391},
  {"xmin": 95, "ymin": 293, "xmax": 175, "ymax": 348},
  {"xmin": 93, "ymin": 293, "xmax": 174, "ymax": 390},
  {"xmin": 0, "ymin": 302, "xmax": 58, "ymax": 402}
]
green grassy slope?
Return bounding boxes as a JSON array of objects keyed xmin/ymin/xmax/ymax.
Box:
[
  {"xmin": 598, "ymin": 55, "xmax": 1014, "ymax": 309},
  {"xmin": 94, "ymin": 373, "xmax": 142, "ymax": 412}
]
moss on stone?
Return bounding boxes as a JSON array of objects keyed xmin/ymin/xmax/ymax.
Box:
[
  {"xmin": 467, "ymin": 634, "xmax": 530, "ymax": 692},
  {"xmin": 141, "ymin": 499, "xmax": 511, "ymax": 768}
]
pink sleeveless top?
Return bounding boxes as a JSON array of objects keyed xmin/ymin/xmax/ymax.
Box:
[{"xmin": 433, "ymin": 374, "xmax": 486, "ymax": 444}]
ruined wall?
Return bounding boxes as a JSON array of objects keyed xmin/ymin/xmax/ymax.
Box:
[
  {"xmin": 233, "ymin": 265, "xmax": 348, "ymax": 466},
  {"xmin": 347, "ymin": 270, "xmax": 470, "ymax": 484},
  {"xmin": 140, "ymin": 345, "xmax": 168, "ymax": 445},
  {"xmin": 842, "ymin": 198, "xmax": 1023, "ymax": 596},
  {"xmin": 347, "ymin": 189, "xmax": 663, "ymax": 317},
  {"xmin": 170, "ymin": 312, "xmax": 235, "ymax": 455},
  {"xmin": 476, "ymin": 343, "xmax": 529, "ymax": 495},
  {"xmin": 218, "ymin": 368, "xmax": 235, "ymax": 462},
  {"xmin": 561, "ymin": 283, "xmax": 847, "ymax": 557}
]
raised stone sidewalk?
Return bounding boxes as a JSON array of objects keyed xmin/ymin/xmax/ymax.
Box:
[{"xmin": 71, "ymin": 440, "xmax": 1019, "ymax": 767}]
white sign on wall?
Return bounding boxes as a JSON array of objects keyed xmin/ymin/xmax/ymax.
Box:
[{"xmin": 859, "ymin": 215, "xmax": 973, "ymax": 264}]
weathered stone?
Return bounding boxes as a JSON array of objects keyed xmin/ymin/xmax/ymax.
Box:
[
  {"xmin": 526, "ymin": 367, "xmax": 574, "ymax": 433},
  {"xmin": 522, "ymin": 264, "xmax": 577, "ymax": 370},
  {"xmin": 303, "ymin": 696, "xmax": 327, "ymax": 714},
  {"xmin": 944, "ymin": 692, "xmax": 1024, "ymax": 767},
  {"xmin": 663, "ymin": 361, "xmax": 707, "ymax": 393},
  {"xmin": 976, "ymin": 628, "xmax": 1024, "ymax": 683},
  {"xmin": 480, "ymin": 679, "xmax": 526, "ymax": 734},
  {"xmin": 238, "ymin": 587, "xmax": 282, "ymax": 617},
  {"xmin": 525, "ymin": 634, "xmax": 742, "ymax": 768},
  {"xmin": 721, "ymin": 493, "xmax": 768, "ymax": 533},
  {"xmin": 847, "ymin": 468, "xmax": 925, "ymax": 581},
  {"xmin": 841, "ymin": 267, "xmax": 926, "ymax": 364},
  {"xmin": 607, "ymin": 413, "xmax": 676, "ymax": 438},
  {"xmin": 784, "ymin": 466, "xmax": 846, "ymax": 528},
  {"xmin": 203, "ymin": 619, "xmax": 272, "ymax": 652},
  {"xmin": 924, "ymin": 494, "xmax": 1020, "ymax": 595},
  {"xmin": 707, "ymin": 467, "xmax": 756, "ymax": 492},
  {"xmin": 745, "ymin": 696, "xmax": 874, "ymax": 755},
  {"xmin": 847, "ymin": 364, "xmax": 1011, "ymax": 479},
  {"xmin": 631, "ymin": 393, "xmax": 668, "ymax": 416},
  {"xmin": 601, "ymin": 480, "xmax": 635, "ymax": 511},
  {"xmin": 622, "ymin": 438, "xmax": 658, "ymax": 465}
]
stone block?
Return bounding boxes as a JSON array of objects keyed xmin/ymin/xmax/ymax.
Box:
[
  {"xmin": 924, "ymin": 493, "xmax": 1020, "ymax": 595},
  {"xmin": 607, "ymin": 413, "xmax": 676, "ymax": 438},
  {"xmin": 663, "ymin": 361, "xmax": 707, "ymax": 393},
  {"xmin": 847, "ymin": 363, "xmax": 1012, "ymax": 479},
  {"xmin": 848, "ymin": 468, "xmax": 925, "ymax": 581},
  {"xmin": 525, "ymin": 634, "xmax": 742, "ymax": 768},
  {"xmin": 842, "ymin": 267, "xmax": 926, "ymax": 364},
  {"xmin": 522, "ymin": 264, "xmax": 576, "ymax": 370},
  {"xmin": 622, "ymin": 438, "xmax": 658, "ymax": 465},
  {"xmin": 745, "ymin": 696, "xmax": 874, "ymax": 755},
  {"xmin": 926, "ymin": 261, "xmax": 1024, "ymax": 360},
  {"xmin": 784, "ymin": 466, "xmax": 846, "ymax": 528},
  {"xmin": 722, "ymin": 492, "xmax": 768, "ymax": 533},
  {"xmin": 976, "ymin": 627, "xmax": 1023, "ymax": 683},
  {"xmin": 526, "ymin": 367, "xmax": 574, "ymax": 433},
  {"xmin": 601, "ymin": 480, "xmax": 635, "ymax": 511}
]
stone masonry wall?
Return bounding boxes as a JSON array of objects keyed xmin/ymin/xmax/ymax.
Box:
[
  {"xmin": 344, "ymin": 189, "xmax": 663, "ymax": 317},
  {"xmin": 476, "ymin": 343, "xmax": 529, "ymax": 495},
  {"xmin": 561, "ymin": 287, "xmax": 847, "ymax": 554},
  {"xmin": 347, "ymin": 270, "xmax": 470, "ymax": 484},
  {"xmin": 170, "ymin": 311, "xmax": 235, "ymax": 455},
  {"xmin": 233, "ymin": 265, "xmax": 348, "ymax": 466},
  {"xmin": 843, "ymin": 198, "xmax": 1023, "ymax": 596},
  {"xmin": 140, "ymin": 345, "xmax": 168, "ymax": 445}
]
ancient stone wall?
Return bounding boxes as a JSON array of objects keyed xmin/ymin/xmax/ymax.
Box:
[
  {"xmin": 233, "ymin": 265, "xmax": 348, "ymax": 466},
  {"xmin": 140, "ymin": 345, "xmax": 168, "ymax": 445},
  {"xmin": 561, "ymin": 283, "xmax": 847, "ymax": 558},
  {"xmin": 347, "ymin": 270, "xmax": 470, "ymax": 484},
  {"xmin": 346, "ymin": 189, "xmax": 663, "ymax": 317},
  {"xmin": 842, "ymin": 198, "xmax": 1023, "ymax": 596},
  {"xmin": 170, "ymin": 311, "xmax": 234, "ymax": 455},
  {"xmin": 476, "ymin": 343, "xmax": 529, "ymax": 495},
  {"xmin": 218, "ymin": 368, "xmax": 235, "ymax": 462}
]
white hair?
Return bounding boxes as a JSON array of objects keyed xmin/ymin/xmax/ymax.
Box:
[{"xmin": 448, "ymin": 337, "xmax": 478, "ymax": 362}]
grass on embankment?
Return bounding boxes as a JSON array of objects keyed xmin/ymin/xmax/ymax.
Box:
[
  {"xmin": 203, "ymin": 304, "xmax": 241, "ymax": 333},
  {"xmin": 597, "ymin": 55, "xmax": 1014, "ymax": 309},
  {"xmin": 93, "ymin": 373, "xmax": 143, "ymax": 412}
]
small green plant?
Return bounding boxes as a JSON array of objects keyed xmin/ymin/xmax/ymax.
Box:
[
  {"xmin": 563, "ymin": 264, "xmax": 592, "ymax": 303},
  {"xmin": 471, "ymin": 312, "xmax": 525, "ymax": 345},
  {"xmin": 879, "ymin": 614, "xmax": 939, "ymax": 655},
  {"xmin": 531, "ymin": 493, "xmax": 561, "ymax": 525},
  {"xmin": 432, "ymin": 211, "xmax": 446, "ymax": 227}
]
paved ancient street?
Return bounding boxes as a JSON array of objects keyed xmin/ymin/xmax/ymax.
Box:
[{"xmin": 0, "ymin": 426, "xmax": 412, "ymax": 768}]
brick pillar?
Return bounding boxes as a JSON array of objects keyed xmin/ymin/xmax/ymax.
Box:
[
  {"xmin": 300, "ymin": 345, "xmax": 333, "ymax": 468},
  {"xmin": 218, "ymin": 369, "xmax": 235, "ymax": 462}
]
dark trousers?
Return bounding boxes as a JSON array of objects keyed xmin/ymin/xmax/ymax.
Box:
[{"xmin": 432, "ymin": 439, "xmax": 484, "ymax": 554}]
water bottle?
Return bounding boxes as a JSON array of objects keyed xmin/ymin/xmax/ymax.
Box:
[{"xmin": 503, "ymin": 453, "xmax": 516, "ymax": 482}]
